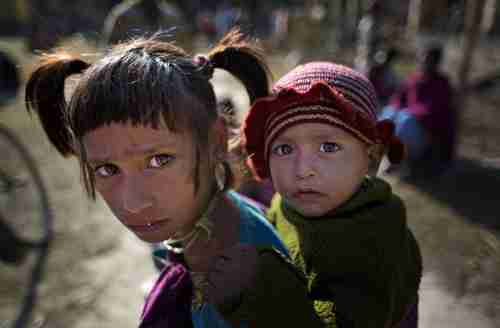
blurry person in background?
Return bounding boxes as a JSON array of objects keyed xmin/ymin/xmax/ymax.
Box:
[
  {"xmin": 380, "ymin": 43, "xmax": 457, "ymax": 178},
  {"xmin": 102, "ymin": 0, "xmax": 186, "ymax": 45},
  {"xmin": 0, "ymin": 51, "xmax": 19, "ymax": 106},
  {"xmin": 355, "ymin": 0, "xmax": 384, "ymax": 74},
  {"xmin": 368, "ymin": 47, "xmax": 400, "ymax": 109},
  {"xmin": 269, "ymin": 6, "xmax": 289, "ymax": 48},
  {"xmin": 214, "ymin": 1, "xmax": 241, "ymax": 40}
]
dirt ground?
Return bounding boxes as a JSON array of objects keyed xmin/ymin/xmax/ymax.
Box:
[{"xmin": 1, "ymin": 35, "xmax": 500, "ymax": 328}]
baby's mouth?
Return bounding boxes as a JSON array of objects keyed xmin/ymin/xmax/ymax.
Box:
[{"xmin": 292, "ymin": 189, "xmax": 323, "ymax": 200}]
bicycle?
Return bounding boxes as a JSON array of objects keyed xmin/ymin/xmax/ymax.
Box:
[{"xmin": 0, "ymin": 51, "xmax": 53, "ymax": 328}]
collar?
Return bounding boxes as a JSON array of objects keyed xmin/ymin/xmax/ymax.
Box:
[{"xmin": 280, "ymin": 176, "xmax": 392, "ymax": 227}]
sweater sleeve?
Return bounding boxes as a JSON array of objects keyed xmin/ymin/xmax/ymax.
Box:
[{"xmin": 220, "ymin": 247, "xmax": 326, "ymax": 328}]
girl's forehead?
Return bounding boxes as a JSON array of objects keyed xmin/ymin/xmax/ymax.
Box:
[{"xmin": 83, "ymin": 122, "xmax": 189, "ymax": 162}]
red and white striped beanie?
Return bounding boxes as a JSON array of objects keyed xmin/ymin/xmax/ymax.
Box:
[{"xmin": 242, "ymin": 62, "xmax": 404, "ymax": 180}]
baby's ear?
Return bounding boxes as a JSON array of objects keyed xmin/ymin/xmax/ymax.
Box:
[{"xmin": 367, "ymin": 144, "xmax": 386, "ymax": 176}]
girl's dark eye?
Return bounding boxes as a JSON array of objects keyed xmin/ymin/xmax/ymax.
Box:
[
  {"xmin": 320, "ymin": 142, "xmax": 341, "ymax": 153},
  {"xmin": 95, "ymin": 164, "xmax": 119, "ymax": 178},
  {"xmin": 148, "ymin": 154, "xmax": 175, "ymax": 168},
  {"xmin": 272, "ymin": 144, "xmax": 293, "ymax": 156}
]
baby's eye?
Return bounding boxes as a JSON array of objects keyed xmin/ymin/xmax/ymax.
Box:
[
  {"xmin": 272, "ymin": 144, "xmax": 293, "ymax": 156},
  {"xmin": 148, "ymin": 154, "xmax": 175, "ymax": 168},
  {"xmin": 320, "ymin": 142, "xmax": 341, "ymax": 153},
  {"xmin": 94, "ymin": 164, "xmax": 119, "ymax": 178}
]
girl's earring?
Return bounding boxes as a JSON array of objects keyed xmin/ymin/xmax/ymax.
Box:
[{"xmin": 215, "ymin": 161, "xmax": 227, "ymax": 191}]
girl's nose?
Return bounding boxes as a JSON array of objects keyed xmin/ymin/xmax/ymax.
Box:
[{"xmin": 121, "ymin": 177, "xmax": 153, "ymax": 214}]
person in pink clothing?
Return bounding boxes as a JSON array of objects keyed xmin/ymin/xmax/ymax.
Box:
[{"xmin": 381, "ymin": 43, "xmax": 457, "ymax": 177}]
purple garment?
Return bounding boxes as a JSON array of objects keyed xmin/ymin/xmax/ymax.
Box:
[
  {"xmin": 394, "ymin": 301, "xmax": 418, "ymax": 328},
  {"xmin": 259, "ymin": 179, "xmax": 276, "ymax": 207},
  {"xmin": 390, "ymin": 72, "xmax": 456, "ymax": 160},
  {"xmin": 139, "ymin": 254, "xmax": 194, "ymax": 328},
  {"xmin": 368, "ymin": 64, "xmax": 399, "ymax": 107}
]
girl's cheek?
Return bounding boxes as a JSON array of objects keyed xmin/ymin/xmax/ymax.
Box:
[
  {"xmin": 97, "ymin": 188, "xmax": 121, "ymax": 211},
  {"xmin": 94, "ymin": 178, "xmax": 118, "ymax": 193},
  {"xmin": 144, "ymin": 171, "xmax": 174, "ymax": 190}
]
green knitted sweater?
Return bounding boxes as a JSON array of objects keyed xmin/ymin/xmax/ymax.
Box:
[{"xmin": 267, "ymin": 177, "xmax": 422, "ymax": 328}]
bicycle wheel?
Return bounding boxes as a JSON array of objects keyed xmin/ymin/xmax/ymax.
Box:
[{"xmin": 0, "ymin": 123, "xmax": 53, "ymax": 328}]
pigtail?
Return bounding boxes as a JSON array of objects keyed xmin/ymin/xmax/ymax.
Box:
[
  {"xmin": 207, "ymin": 28, "xmax": 271, "ymax": 104},
  {"xmin": 25, "ymin": 53, "xmax": 90, "ymax": 157}
]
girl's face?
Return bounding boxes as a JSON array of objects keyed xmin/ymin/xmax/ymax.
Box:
[
  {"xmin": 83, "ymin": 122, "xmax": 216, "ymax": 243},
  {"xmin": 269, "ymin": 123, "xmax": 370, "ymax": 217}
]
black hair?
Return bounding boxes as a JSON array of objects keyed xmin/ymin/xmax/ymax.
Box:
[{"xmin": 26, "ymin": 28, "xmax": 271, "ymax": 198}]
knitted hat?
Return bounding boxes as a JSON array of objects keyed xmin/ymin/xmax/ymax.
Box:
[{"xmin": 242, "ymin": 62, "xmax": 404, "ymax": 180}]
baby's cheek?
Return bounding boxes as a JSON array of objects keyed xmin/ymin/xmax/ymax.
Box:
[
  {"xmin": 273, "ymin": 178, "xmax": 287, "ymax": 196},
  {"xmin": 269, "ymin": 167, "xmax": 288, "ymax": 193}
]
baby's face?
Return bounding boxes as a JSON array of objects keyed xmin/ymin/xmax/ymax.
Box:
[
  {"xmin": 269, "ymin": 123, "xmax": 370, "ymax": 217},
  {"xmin": 83, "ymin": 122, "xmax": 214, "ymax": 243}
]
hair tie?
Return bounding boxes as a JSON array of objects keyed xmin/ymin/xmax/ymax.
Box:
[{"xmin": 194, "ymin": 54, "xmax": 214, "ymax": 79}]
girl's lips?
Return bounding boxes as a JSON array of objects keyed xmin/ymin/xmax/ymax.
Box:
[{"xmin": 126, "ymin": 218, "xmax": 170, "ymax": 233}]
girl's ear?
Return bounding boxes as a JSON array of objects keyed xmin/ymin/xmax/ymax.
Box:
[
  {"xmin": 210, "ymin": 117, "xmax": 236, "ymax": 191},
  {"xmin": 212, "ymin": 116, "xmax": 229, "ymax": 154}
]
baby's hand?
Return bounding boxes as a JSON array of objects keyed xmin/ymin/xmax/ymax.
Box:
[{"xmin": 203, "ymin": 243, "xmax": 258, "ymax": 308}]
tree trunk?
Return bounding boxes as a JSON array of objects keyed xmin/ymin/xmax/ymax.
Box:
[
  {"xmin": 493, "ymin": 0, "xmax": 500, "ymax": 34},
  {"xmin": 355, "ymin": 0, "xmax": 364, "ymax": 26},
  {"xmin": 457, "ymin": 0, "xmax": 489, "ymax": 160},
  {"xmin": 338, "ymin": 0, "xmax": 349, "ymax": 47},
  {"xmin": 457, "ymin": 0, "xmax": 487, "ymax": 93},
  {"xmin": 482, "ymin": 0, "xmax": 498, "ymax": 35},
  {"xmin": 406, "ymin": 0, "xmax": 423, "ymax": 37},
  {"xmin": 407, "ymin": 0, "xmax": 449, "ymax": 35}
]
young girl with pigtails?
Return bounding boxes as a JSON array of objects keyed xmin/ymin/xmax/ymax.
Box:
[
  {"xmin": 243, "ymin": 62, "xmax": 423, "ymax": 328},
  {"xmin": 25, "ymin": 30, "xmax": 325, "ymax": 328}
]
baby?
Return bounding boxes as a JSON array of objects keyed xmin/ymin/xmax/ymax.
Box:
[{"xmin": 243, "ymin": 62, "xmax": 422, "ymax": 328}]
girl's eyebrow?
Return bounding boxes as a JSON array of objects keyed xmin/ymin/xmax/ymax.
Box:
[
  {"xmin": 86, "ymin": 151, "xmax": 112, "ymax": 165},
  {"xmin": 87, "ymin": 157, "xmax": 110, "ymax": 166},
  {"xmin": 87, "ymin": 143, "xmax": 175, "ymax": 164},
  {"xmin": 125, "ymin": 143, "xmax": 171, "ymax": 156}
]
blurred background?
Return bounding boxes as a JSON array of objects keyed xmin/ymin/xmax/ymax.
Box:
[{"xmin": 0, "ymin": 0, "xmax": 499, "ymax": 327}]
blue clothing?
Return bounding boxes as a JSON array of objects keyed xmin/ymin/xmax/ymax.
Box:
[
  {"xmin": 153, "ymin": 191, "xmax": 289, "ymax": 328},
  {"xmin": 378, "ymin": 106, "xmax": 429, "ymax": 161},
  {"xmin": 230, "ymin": 191, "xmax": 288, "ymax": 255},
  {"xmin": 192, "ymin": 191, "xmax": 289, "ymax": 328}
]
